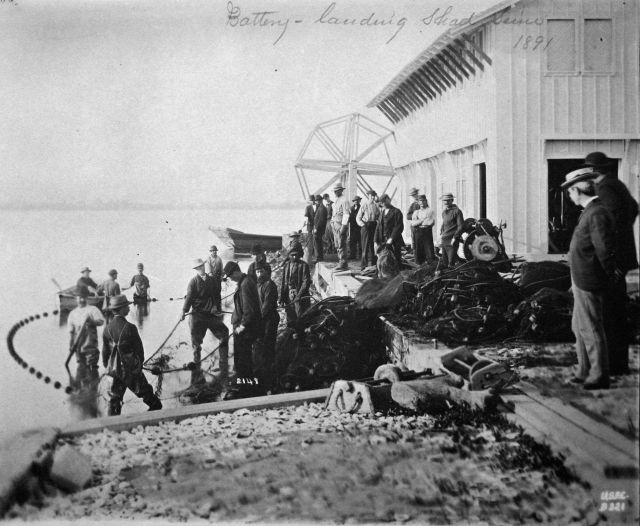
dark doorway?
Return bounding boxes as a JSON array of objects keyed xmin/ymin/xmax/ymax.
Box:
[
  {"xmin": 547, "ymin": 158, "xmax": 618, "ymax": 253},
  {"xmin": 477, "ymin": 163, "xmax": 487, "ymax": 218}
]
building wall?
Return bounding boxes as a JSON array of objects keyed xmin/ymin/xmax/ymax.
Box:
[{"xmin": 492, "ymin": 0, "xmax": 640, "ymax": 254}]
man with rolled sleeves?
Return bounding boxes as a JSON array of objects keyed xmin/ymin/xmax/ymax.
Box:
[
  {"xmin": 224, "ymin": 261, "xmax": 262, "ymax": 397},
  {"xmin": 563, "ymin": 168, "xmax": 621, "ymax": 390},
  {"xmin": 331, "ymin": 182, "xmax": 351, "ymax": 271},
  {"xmin": 182, "ymin": 258, "xmax": 229, "ymax": 385},
  {"xmin": 313, "ymin": 195, "xmax": 327, "ymax": 263},
  {"xmin": 102, "ymin": 294, "xmax": 162, "ymax": 415},
  {"xmin": 356, "ymin": 189, "xmax": 380, "ymax": 270},
  {"xmin": 411, "ymin": 195, "xmax": 436, "ymax": 264},
  {"xmin": 439, "ymin": 193, "xmax": 464, "ymax": 269},
  {"xmin": 584, "ymin": 152, "xmax": 639, "ymax": 375},
  {"xmin": 375, "ymin": 193, "xmax": 404, "ymax": 265}
]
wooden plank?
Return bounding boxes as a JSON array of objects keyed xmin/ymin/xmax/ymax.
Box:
[
  {"xmin": 61, "ymin": 389, "xmax": 330, "ymax": 437},
  {"xmin": 462, "ymin": 33, "xmax": 493, "ymax": 65},
  {"xmin": 0, "ymin": 427, "xmax": 59, "ymax": 515},
  {"xmin": 441, "ymin": 47, "xmax": 471, "ymax": 79},
  {"xmin": 454, "ymin": 38, "xmax": 485, "ymax": 71},
  {"xmin": 434, "ymin": 54, "xmax": 463, "ymax": 82}
]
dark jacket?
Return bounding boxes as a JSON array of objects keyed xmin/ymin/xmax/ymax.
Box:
[
  {"xmin": 375, "ymin": 205, "xmax": 404, "ymax": 246},
  {"xmin": 440, "ymin": 205, "xmax": 464, "ymax": 240},
  {"xmin": 349, "ymin": 204, "xmax": 361, "ymax": 229},
  {"xmin": 406, "ymin": 201, "xmax": 420, "ymax": 221},
  {"xmin": 314, "ymin": 202, "xmax": 327, "ymax": 232},
  {"xmin": 102, "ymin": 314, "xmax": 144, "ymax": 370},
  {"xmin": 183, "ymin": 274, "xmax": 220, "ymax": 315},
  {"xmin": 568, "ymin": 198, "xmax": 617, "ymax": 291},
  {"xmin": 304, "ymin": 204, "xmax": 315, "ymax": 232},
  {"xmin": 232, "ymin": 274, "xmax": 261, "ymax": 332},
  {"xmin": 77, "ymin": 276, "xmax": 98, "ymax": 290},
  {"xmin": 280, "ymin": 259, "xmax": 311, "ymax": 303},
  {"xmin": 257, "ymin": 279, "xmax": 279, "ymax": 321},
  {"xmin": 247, "ymin": 254, "xmax": 267, "ymax": 281},
  {"xmin": 596, "ymin": 176, "xmax": 639, "ymax": 272}
]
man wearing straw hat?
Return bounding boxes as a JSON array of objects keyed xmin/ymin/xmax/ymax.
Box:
[
  {"xmin": 102, "ymin": 294, "xmax": 162, "ymax": 415},
  {"xmin": 439, "ymin": 193, "xmax": 464, "ymax": 269},
  {"xmin": 331, "ymin": 181, "xmax": 351, "ymax": 271},
  {"xmin": 182, "ymin": 258, "xmax": 230, "ymax": 385},
  {"xmin": 562, "ymin": 167, "xmax": 620, "ymax": 390}
]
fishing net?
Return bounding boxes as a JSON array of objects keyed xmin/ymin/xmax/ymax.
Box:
[
  {"xmin": 516, "ymin": 261, "xmax": 571, "ymax": 296},
  {"xmin": 274, "ymin": 296, "xmax": 387, "ymax": 391},
  {"xmin": 509, "ymin": 287, "xmax": 574, "ymax": 342}
]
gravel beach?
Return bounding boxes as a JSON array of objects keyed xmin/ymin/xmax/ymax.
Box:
[{"xmin": 7, "ymin": 402, "xmax": 600, "ymax": 524}]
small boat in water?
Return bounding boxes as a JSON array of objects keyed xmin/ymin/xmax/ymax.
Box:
[
  {"xmin": 209, "ymin": 226, "xmax": 283, "ymax": 255},
  {"xmin": 58, "ymin": 287, "xmax": 105, "ymax": 312}
]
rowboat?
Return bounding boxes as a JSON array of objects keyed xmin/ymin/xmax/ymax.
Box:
[
  {"xmin": 209, "ymin": 227, "xmax": 283, "ymax": 255},
  {"xmin": 58, "ymin": 287, "xmax": 105, "ymax": 312}
]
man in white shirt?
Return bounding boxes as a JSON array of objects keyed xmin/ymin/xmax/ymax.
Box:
[
  {"xmin": 356, "ymin": 189, "xmax": 381, "ymax": 270},
  {"xmin": 410, "ymin": 195, "xmax": 436, "ymax": 264},
  {"xmin": 330, "ymin": 182, "xmax": 351, "ymax": 270},
  {"xmin": 67, "ymin": 285, "xmax": 105, "ymax": 389}
]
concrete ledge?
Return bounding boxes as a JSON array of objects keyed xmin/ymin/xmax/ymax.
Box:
[
  {"xmin": 61, "ymin": 388, "xmax": 330, "ymax": 437},
  {"xmin": 313, "ymin": 261, "xmax": 365, "ymax": 298}
]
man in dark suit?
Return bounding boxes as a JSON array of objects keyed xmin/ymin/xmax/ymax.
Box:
[
  {"xmin": 313, "ymin": 194, "xmax": 327, "ymax": 262},
  {"xmin": 224, "ymin": 261, "xmax": 262, "ymax": 397},
  {"xmin": 182, "ymin": 258, "xmax": 229, "ymax": 385},
  {"xmin": 584, "ymin": 152, "xmax": 639, "ymax": 375},
  {"xmin": 563, "ymin": 168, "xmax": 620, "ymax": 390},
  {"xmin": 255, "ymin": 261, "xmax": 279, "ymax": 394},
  {"xmin": 303, "ymin": 195, "xmax": 316, "ymax": 262},
  {"xmin": 375, "ymin": 193, "xmax": 404, "ymax": 266},
  {"xmin": 348, "ymin": 196, "xmax": 362, "ymax": 260},
  {"xmin": 102, "ymin": 294, "xmax": 162, "ymax": 416},
  {"xmin": 280, "ymin": 243, "xmax": 311, "ymax": 325}
]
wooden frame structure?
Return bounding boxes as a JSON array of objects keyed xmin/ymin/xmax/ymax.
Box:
[{"xmin": 295, "ymin": 113, "xmax": 397, "ymax": 202}]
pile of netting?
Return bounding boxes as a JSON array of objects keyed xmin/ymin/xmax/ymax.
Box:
[
  {"xmin": 362, "ymin": 259, "xmax": 576, "ymax": 346},
  {"xmin": 274, "ymin": 296, "xmax": 387, "ymax": 392}
]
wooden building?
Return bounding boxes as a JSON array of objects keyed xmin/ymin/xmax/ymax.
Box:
[{"xmin": 367, "ymin": 0, "xmax": 639, "ymax": 257}]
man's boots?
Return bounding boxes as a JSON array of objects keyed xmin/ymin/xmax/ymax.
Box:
[
  {"xmin": 108, "ymin": 399, "xmax": 122, "ymax": 416},
  {"xmin": 145, "ymin": 395, "xmax": 163, "ymax": 412}
]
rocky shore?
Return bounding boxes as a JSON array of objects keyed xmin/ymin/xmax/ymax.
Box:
[{"xmin": 7, "ymin": 403, "xmax": 600, "ymax": 524}]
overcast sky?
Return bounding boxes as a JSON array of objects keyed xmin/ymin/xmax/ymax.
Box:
[{"xmin": 0, "ymin": 0, "xmax": 493, "ymax": 207}]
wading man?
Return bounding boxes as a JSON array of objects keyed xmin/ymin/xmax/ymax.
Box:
[
  {"xmin": 182, "ymin": 258, "xmax": 229, "ymax": 385},
  {"xmin": 102, "ymin": 294, "xmax": 162, "ymax": 416},
  {"xmin": 563, "ymin": 168, "xmax": 620, "ymax": 390},
  {"xmin": 280, "ymin": 242, "xmax": 311, "ymax": 326},
  {"xmin": 584, "ymin": 152, "xmax": 639, "ymax": 375},
  {"xmin": 76, "ymin": 267, "xmax": 98, "ymax": 295},
  {"xmin": 67, "ymin": 285, "xmax": 104, "ymax": 389},
  {"xmin": 255, "ymin": 261, "xmax": 279, "ymax": 394},
  {"xmin": 224, "ymin": 261, "xmax": 262, "ymax": 398},
  {"xmin": 356, "ymin": 189, "xmax": 380, "ymax": 270},
  {"xmin": 98, "ymin": 268, "xmax": 121, "ymax": 321},
  {"xmin": 439, "ymin": 193, "xmax": 464, "ymax": 269},
  {"xmin": 128, "ymin": 263, "xmax": 150, "ymax": 304},
  {"xmin": 205, "ymin": 245, "xmax": 224, "ymax": 282}
]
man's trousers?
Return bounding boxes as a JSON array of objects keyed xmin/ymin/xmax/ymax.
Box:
[
  {"xmin": 360, "ymin": 222, "xmax": 377, "ymax": 269},
  {"xmin": 331, "ymin": 222, "xmax": 348, "ymax": 267}
]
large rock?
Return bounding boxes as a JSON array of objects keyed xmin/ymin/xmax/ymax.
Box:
[{"xmin": 49, "ymin": 445, "xmax": 93, "ymax": 492}]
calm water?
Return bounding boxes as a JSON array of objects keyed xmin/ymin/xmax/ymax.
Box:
[{"xmin": 0, "ymin": 208, "xmax": 300, "ymax": 442}]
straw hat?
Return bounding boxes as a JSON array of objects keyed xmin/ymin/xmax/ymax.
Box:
[
  {"xmin": 560, "ymin": 167, "xmax": 597, "ymax": 189},
  {"xmin": 108, "ymin": 294, "xmax": 132, "ymax": 311},
  {"xmin": 192, "ymin": 258, "xmax": 205, "ymax": 269}
]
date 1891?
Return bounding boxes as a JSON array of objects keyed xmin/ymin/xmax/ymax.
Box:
[{"xmin": 513, "ymin": 35, "xmax": 553, "ymax": 51}]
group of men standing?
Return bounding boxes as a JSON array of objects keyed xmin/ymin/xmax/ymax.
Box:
[{"xmin": 564, "ymin": 152, "xmax": 638, "ymax": 390}]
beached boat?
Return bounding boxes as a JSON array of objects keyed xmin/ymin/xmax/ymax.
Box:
[
  {"xmin": 58, "ymin": 287, "xmax": 105, "ymax": 312},
  {"xmin": 209, "ymin": 226, "xmax": 283, "ymax": 255}
]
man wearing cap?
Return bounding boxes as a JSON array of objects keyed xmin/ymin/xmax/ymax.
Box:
[
  {"xmin": 439, "ymin": 194, "xmax": 464, "ymax": 269},
  {"xmin": 348, "ymin": 196, "xmax": 362, "ymax": 260},
  {"xmin": 356, "ymin": 189, "xmax": 380, "ymax": 270},
  {"xmin": 280, "ymin": 242, "xmax": 311, "ymax": 325},
  {"xmin": 563, "ymin": 168, "xmax": 620, "ymax": 390},
  {"xmin": 97, "ymin": 269, "xmax": 121, "ymax": 321},
  {"xmin": 127, "ymin": 263, "xmax": 150, "ymax": 305},
  {"xmin": 255, "ymin": 261, "xmax": 279, "ymax": 394},
  {"xmin": 584, "ymin": 152, "xmax": 639, "ymax": 375},
  {"xmin": 77, "ymin": 267, "xmax": 98, "ymax": 296},
  {"xmin": 205, "ymin": 245, "xmax": 224, "ymax": 282},
  {"xmin": 375, "ymin": 193, "xmax": 404, "ymax": 265},
  {"xmin": 102, "ymin": 294, "xmax": 162, "ymax": 415},
  {"xmin": 182, "ymin": 258, "xmax": 229, "ymax": 384},
  {"xmin": 331, "ymin": 182, "xmax": 351, "ymax": 270},
  {"xmin": 223, "ymin": 261, "xmax": 261, "ymax": 397},
  {"xmin": 411, "ymin": 195, "xmax": 436, "ymax": 265},
  {"xmin": 406, "ymin": 188, "xmax": 420, "ymax": 255},
  {"xmin": 313, "ymin": 195, "xmax": 328, "ymax": 263},
  {"xmin": 67, "ymin": 285, "xmax": 105, "ymax": 389},
  {"xmin": 247, "ymin": 243, "xmax": 267, "ymax": 281}
]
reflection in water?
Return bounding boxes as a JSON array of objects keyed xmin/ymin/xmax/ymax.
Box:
[{"xmin": 133, "ymin": 301, "xmax": 150, "ymax": 327}]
